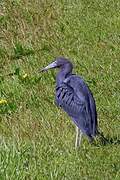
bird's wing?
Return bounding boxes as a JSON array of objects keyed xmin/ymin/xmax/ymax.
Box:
[{"xmin": 56, "ymin": 75, "xmax": 97, "ymax": 136}]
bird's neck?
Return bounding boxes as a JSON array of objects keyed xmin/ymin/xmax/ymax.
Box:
[{"xmin": 56, "ymin": 64, "xmax": 72, "ymax": 86}]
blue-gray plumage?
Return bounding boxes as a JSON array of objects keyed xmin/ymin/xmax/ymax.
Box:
[{"xmin": 40, "ymin": 57, "xmax": 100, "ymax": 147}]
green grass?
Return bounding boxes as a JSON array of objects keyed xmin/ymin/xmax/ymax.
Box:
[{"xmin": 0, "ymin": 0, "xmax": 120, "ymax": 179}]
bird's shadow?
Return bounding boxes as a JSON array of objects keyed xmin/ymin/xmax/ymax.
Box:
[
  {"xmin": 106, "ymin": 136, "xmax": 120, "ymax": 145},
  {"xmin": 94, "ymin": 136, "xmax": 120, "ymax": 147}
]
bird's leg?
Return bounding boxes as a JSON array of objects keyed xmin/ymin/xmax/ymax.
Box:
[
  {"xmin": 78, "ymin": 130, "xmax": 83, "ymax": 147},
  {"xmin": 75, "ymin": 126, "xmax": 79, "ymax": 148},
  {"xmin": 75, "ymin": 126, "xmax": 82, "ymax": 148}
]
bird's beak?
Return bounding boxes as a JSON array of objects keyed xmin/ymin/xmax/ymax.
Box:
[{"xmin": 39, "ymin": 61, "xmax": 57, "ymax": 72}]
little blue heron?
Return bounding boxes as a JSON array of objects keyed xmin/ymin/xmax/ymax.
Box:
[{"xmin": 40, "ymin": 57, "xmax": 101, "ymax": 148}]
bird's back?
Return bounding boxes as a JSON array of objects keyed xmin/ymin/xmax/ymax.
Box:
[{"xmin": 55, "ymin": 74, "xmax": 98, "ymax": 137}]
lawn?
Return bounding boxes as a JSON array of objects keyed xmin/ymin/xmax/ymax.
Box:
[{"xmin": 0, "ymin": 0, "xmax": 120, "ymax": 179}]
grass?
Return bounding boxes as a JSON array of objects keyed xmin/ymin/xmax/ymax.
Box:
[{"xmin": 0, "ymin": 0, "xmax": 120, "ymax": 179}]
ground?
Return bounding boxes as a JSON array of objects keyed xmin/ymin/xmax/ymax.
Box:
[{"xmin": 0, "ymin": 0, "xmax": 120, "ymax": 179}]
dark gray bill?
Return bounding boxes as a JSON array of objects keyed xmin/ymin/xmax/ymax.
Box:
[{"xmin": 39, "ymin": 61, "xmax": 57, "ymax": 72}]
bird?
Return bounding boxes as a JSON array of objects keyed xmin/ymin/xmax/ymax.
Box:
[{"xmin": 40, "ymin": 57, "xmax": 101, "ymax": 148}]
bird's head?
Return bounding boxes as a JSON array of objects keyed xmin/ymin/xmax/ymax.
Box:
[{"xmin": 40, "ymin": 57, "xmax": 73, "ymax": 72}]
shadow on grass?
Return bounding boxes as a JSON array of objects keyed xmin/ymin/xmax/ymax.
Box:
[
  {"xmin": 94, "ymin": 136, "xmax": 120, "ymax": 147},
  {"xmin": 105, "ymin": 136, "xmax": 120, "ymax": 145}
]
